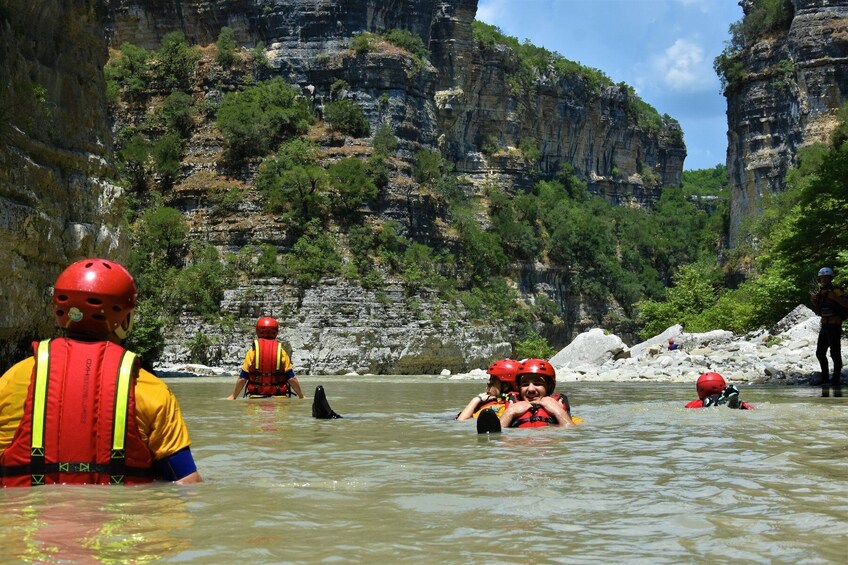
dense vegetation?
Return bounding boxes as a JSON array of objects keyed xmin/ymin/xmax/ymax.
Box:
[
  {"xmin": 636, "ymin": 108, "xmax": 848, "ymax": 338},
  {"xmin": 104, "ymin": 29, "xmax": 725, "ymax": 363}
]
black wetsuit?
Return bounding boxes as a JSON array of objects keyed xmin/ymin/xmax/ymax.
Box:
[{"xmin": 814, "ymin": 284, "xmax": 845, "ymax": 384}]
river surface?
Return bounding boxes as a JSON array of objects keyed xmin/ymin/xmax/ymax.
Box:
[{"xmin": 1, "ymin": 376, "xmax": 847, "ymax": 564}]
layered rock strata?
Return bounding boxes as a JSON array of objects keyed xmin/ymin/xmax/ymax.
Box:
[
  {"xmin": 158, "ymin": 279, "xmax": 511, "ymax": 374},
  {"xmin": 727, "ymin": 0, "xmax": 848, "ymax": 245},
  {"xmin": 0, "ymin": 2, "xmax": 126, "ymax": 369}
]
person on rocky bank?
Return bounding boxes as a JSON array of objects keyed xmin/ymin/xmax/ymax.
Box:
[
  {"xmin": 810, "ymin": 267, "xmax": 848, "ymax": 387},
  {"xmin": 684, "ymin": 372, "xmax": 752, "ymax": 410},
  {"xmin": 226, "ymin": 317, "xmax": 304, "ymax": 400},
  {"xmin": 0, "ymin": 258, "xmax": 202, "ymax": 486}
]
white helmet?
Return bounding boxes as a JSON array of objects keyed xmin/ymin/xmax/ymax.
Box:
[{"xmin": 818, "ymin": 267, "xmax": 835, "ymax": 277}]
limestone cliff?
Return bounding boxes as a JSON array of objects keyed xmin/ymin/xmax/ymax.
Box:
[
  {"xmin": 0, "ymin": 0, "xmax": 684, "ymax": 373},
  {"xmin": 0, "ymin": 1, "xmax": 126, "ymax": 368},
  {"xmin": 104, "ymin": 0, "xmax": 685, "ymax": 203},
  {"xmin": 726, "ymin": 0, "xmax": 848, "ymax": 245}
]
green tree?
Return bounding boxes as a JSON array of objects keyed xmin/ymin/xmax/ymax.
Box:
[
  {"xmin": 215, "ymin": 27, "xmax": 238, "ymax": 67},
  {"xmin": 286, "ymin": 222, "xmax": 342, "ymax": 287},
  {"xmin": 117, "ymin": 133, "xmax": 152, "ymax": 192},
  {"xmin": 151, "ymin": 133, "xmax": 183, "ymax": 189},
  {"xmin": 217, "ymin": 78, "xmax": 314, "ymax": 164},
  {"xmin": 169, "ymin": 244, "xmax": 231, "ymax": 315},
  {"xmin": 327, "ymin": 158, "xmax": 378, "ymax": 218},
  {"xmin": 514, "ymin": 332, "xmax": 555, "ymax": 360},
  {"xmin": 373, "ymin": 123, "xmax": 397, "ymax": 155},
  {"xmin": 413, "ymin": 149, "xmax": 442, "ymax": 185},
  {"xmin": 154, "ymin": 32, "xmax": 199, "ymax": 90},
  {"xmin": 130, "ymin": 206, "xmax": 188, "ymax": 268},
  {"xmin": 256, "ymin": 139, "xmax": 328, "ymax": 220},
  {"xmin": 160, "ymin": 91, "xmax": 195, "ymax": 138},
  {"xmin": 105, "ymin": 42, "xmax": 151, "ymax": 99},
  {"xmin": 324, "ymin": 100, "xmax": 370, "ymax": 137}
]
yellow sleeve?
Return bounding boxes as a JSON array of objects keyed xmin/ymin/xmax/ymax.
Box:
[
  {"xmin": 281, "ymin": 349, "xmax": 293, "ymax": 373},
  {"xmin": 241, "ymin": 347, "xmax": 255, "ymax": 373},
  {"xmin": 134, "ymin": 368, "xmax": 193, "ymax": 461},
  {"xmin": 0, "ymin": 358, "xmax": 34, "ymax": 455}
]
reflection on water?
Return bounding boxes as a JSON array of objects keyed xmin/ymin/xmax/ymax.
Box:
[{"xmin": 2, "ymin": 377, "xmax": 848, "ymax": 563}]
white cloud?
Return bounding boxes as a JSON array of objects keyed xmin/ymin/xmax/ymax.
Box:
[
  {"xmin": 653, "ymin": 38, "xmax": 713, "ymax": 92},
  {"xmin": 476, "ymin": 0, "xmax": 512, "ymax": 25},
  {"xmin": 674, "ymin": 0, "xmax": 710, "ymax": 11}
]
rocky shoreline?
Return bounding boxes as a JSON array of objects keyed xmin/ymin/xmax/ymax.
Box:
[{"xmin": 156, "ymin": 305, "xmax": 844, "ymax": 386}]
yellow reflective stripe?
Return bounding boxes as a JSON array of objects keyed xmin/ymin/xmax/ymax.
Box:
[
  {"xmin": 254, "ymin": 339, "xmax": 260, "ymax": 371},
  {"xmin": 112, "ymin": 351, "xmax": 136, "ymax": 452},
  {"xmin": 276, "ymin": 343, "xmax": 283, "ymax": 371},
  {"xmin": 31, "ymin": 340, "xmax": 52, "ymax": 451}
]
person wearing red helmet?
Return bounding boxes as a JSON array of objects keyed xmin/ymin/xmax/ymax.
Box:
[
  {"xmin": 226, "ymin": 316, "xmax": 304, "ymax": 400},
  {"xmin": 456, "ymin": 358, "xmax": 520, "ymax": 421},
  {"xmin": 499, "ymin": 359, "xmax": 576, "ymax": 428},
  {"xmin": 0, "ymin": 258, "xmax": 202, "ymax": 486},
  {"xmin": 684, "ymin": 372, "xmax": 752, "ymax": 409}
]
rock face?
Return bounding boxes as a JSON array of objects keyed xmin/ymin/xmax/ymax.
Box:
[
  {"xmin": 0, "ymin": 0, "xmax": 684, "ymax": 372},
  {"xmin": 104, "ymin": 0, "xmax": 685, "ymax": 203},
  {"xmin": 158, "ymin": 279, "xmax": 511, "ymax": 374},
  {"xmin": 726, "ymin": 0, "xmax": 848, "ymax": 245},
  {"xmin": 0, "ymin": 2, "xmax": 126, "ymax": 369}
]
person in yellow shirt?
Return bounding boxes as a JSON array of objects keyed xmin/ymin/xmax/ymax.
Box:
[
  {"xmin": 0, "ymin": 258, "xmax": 202, "ymax": 486},
  {"xmin": 226, "ymin": 317, "xmax": 304, "ymax": 400}
]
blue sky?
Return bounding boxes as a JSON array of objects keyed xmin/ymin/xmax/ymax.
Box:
[{"xmin": 476, "ymin": 0, "xmax": 744, "ymax": 170}]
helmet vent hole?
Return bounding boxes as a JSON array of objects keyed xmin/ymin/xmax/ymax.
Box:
[
  {"xmin": 92, "ymin": 314, "xmax": 106, "ymax": 321},
  {"xmin": 56, "ymin": 294, "xmax": 68, "ymax": 302},
  {"xmin": 86, "ymin": 298, "xmax": 103, "ymax": 306},
  {"xmin": 112, "ymin": 306, "xmax": 122, "ymax": 312}
]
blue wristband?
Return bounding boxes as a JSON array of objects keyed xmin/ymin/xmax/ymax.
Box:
[{"xmin": 153, "ymin": 447, "xmax": 198, "ymax": 481}]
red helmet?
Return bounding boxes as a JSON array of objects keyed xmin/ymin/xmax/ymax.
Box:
[
  {"xmin": 487, "ymin": 358, "xmax": 519, "ymax": 389},
  {"xmin": 696, "ymin": 372, "xmax": 727, "ymax": 399},
  {"xmin": 516, "ymin": 358, "xmax": 556, "ymax": 394},
  {"xmin": 53, "ymin": 258, "xmax": 137, "ymax": 339},
  {"xmin": 256, "ymin": 316, "xmax": 279, "ymax": 338}
]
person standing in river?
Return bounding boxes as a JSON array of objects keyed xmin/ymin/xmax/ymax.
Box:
[
  {"xmin": 0, "ymin": 258, "xmax": 202, "ymax": 486},
  {"xmin": 810, "ymin": 267, "xmax": 848, "ymax": 388},
  {"xmin": 226, "ymin": 316, "xmax": 304, "ymax": 400}
]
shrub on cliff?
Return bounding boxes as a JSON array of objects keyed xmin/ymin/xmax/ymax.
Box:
[
  {"xmin": 217, "ymin": 78, "xmax": 314, "ymax": 164},
  {"xmin": 714, "ymin": 0, "xmax": 794, "ymax": 92},
  {"xmin": 285, "ymin": 221, "xmax": 343, "ymax": 288},
  {"xmin": 372, "ymin": 124, "xmax": 397, "ymax": 156},
  {"xmin": 256, "ymin": 139, "xmax": 328, "ymax": 221},
  {"xmin": 324, "ymin": 100, "xmax": 370, "ymax": 137},
  {"xmin": 169, "ymin": 243, "xmax": 232, "ymax": 316},
  {"xmin": 154, "ymin": 32, "xmax": 200, "ymax": 91},
  {"xmin": 215, "ymin": 27, "xmax": 238, "ymax": 67},
  {"xmin": 105, "ymin": 43, "xmax": 151, "ymax": 100},
  {"xmin": 327, "ymin": 158, "xmax": 378, "ymax": 218}
]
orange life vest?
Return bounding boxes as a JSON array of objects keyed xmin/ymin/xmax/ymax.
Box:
[
  {"xmin": 509, "ymin": 393, "xmax": 572, "ymax": 428},
  {"xmin": 472, "ymin": 394, "xmax": 512, "ymax": 418},
  {"xmin": 0, "ymin": 338, "xmax": 154, "ymax": 487},
  {"xmin": 246, "ymin": 338, "xmax": 291, "ymax": 396}
]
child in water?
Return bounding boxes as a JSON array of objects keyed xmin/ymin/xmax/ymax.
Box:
[
  {"xmin": 685, "ymin": 372, "xmax": 752, "ymax": 409},
  {"xmin": 456, "ymin": 358, "xmax": 519, "ymax": 420},
  {"xmin": 499, "ymin": 359, "xmax": 576, "ymax": 428}
]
